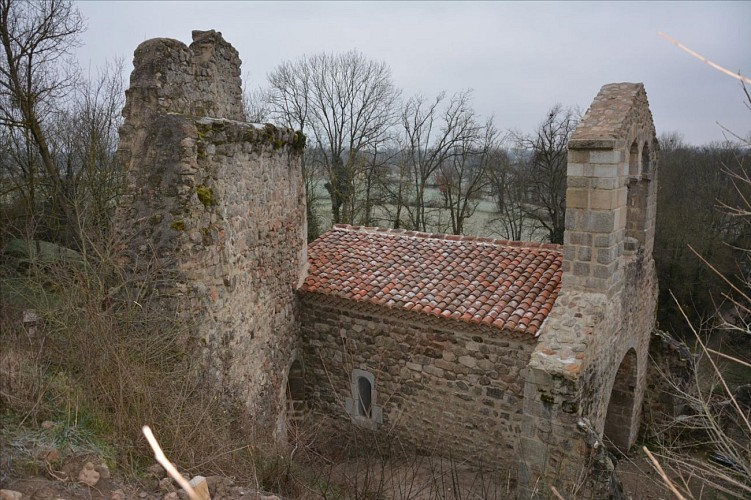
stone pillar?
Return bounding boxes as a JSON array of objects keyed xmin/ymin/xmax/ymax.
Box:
[
  {"xmin": 564, "ymin": 141, "xmax": 628, "ymax": 298},
  {"xmin": 564, "ymin": 83, "xmax": 658, "ymax": 299}
]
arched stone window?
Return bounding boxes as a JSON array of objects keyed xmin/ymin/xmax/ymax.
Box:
[
  {"xmin": 356, "ymin": 375, "xmax": 372, "ymax": 417},
  {"xmin": 628, "ymin": 141, "xmax": 639, "ymax": 177},
  {"xmin": 346, "ymin": 369, "xmax": 383, "ymax": 429},
  {"xmin": 641, "ymin": 141, "xmax": 651, "ymax": 175},
  {"xmin": 625, "ymin": 139, "xmax": 653, "ymax": 250}
]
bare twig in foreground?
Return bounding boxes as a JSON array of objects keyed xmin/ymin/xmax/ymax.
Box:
[
  {"xmin": 658, "ymin": 32, "xmax": 751, "ymax": 85},
  {"xmin": 142, "ymin": 425, "xmax": 200, "ymax": 500},
  {"xmin": 643, "ymin": 446, "xmax": 690, "ymax": 500},
  {"xmin": 550, "ymin": 485, "xmax": 566, "ymax": 500}
]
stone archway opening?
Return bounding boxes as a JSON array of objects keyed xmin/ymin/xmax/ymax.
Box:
[
  {"xmin": 604, "ymin": 348, "xmax": 638, "ymax": 453},
  {"xmin": 286, "ymin": 359, "xmax": 306, "ymax": 423},
  {"xmin": 641, "ymin": 141, "xmax": 651, "ymax": 175},
  {"xmin": 628, "ymin": 141, "xmax": 640, "ymax": 177},
  {"xmin": 625, "ymin": 141, "xmax": 652, "ymax": 251}
]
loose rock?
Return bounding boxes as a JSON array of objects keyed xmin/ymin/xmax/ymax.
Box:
[
  {"xmin": 205, "ymin": 475, "xmax": 233, "ymax": 497},
  {"xmin": 96, "ymin": 463, "xmax": 111, "ymax": 479},
  {"xmin": 159, "ymin": 477, "xmax": 176, "ymax": 493},
  {"xmin": 77, "ymin": 461, "xmax": 100, "ymax": 487},
  {"xmin": 147, "ymin": 463, "xmax": 167, "ymax": 479}
]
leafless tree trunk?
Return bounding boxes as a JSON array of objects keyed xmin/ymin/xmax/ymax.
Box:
[
  {"xmin": 515, "ymin": 104, "xmax": 578, "ymax": 244},
  {"xmin": 242, "ymin": 82, "xmax": 271, "ymax": 124},
  {"xmin": 437, "ymin": 118, "xmax": 500, "ymax": 235},
  {"xmin": 267, "ymin": 51, "xmax": 399, "ymax": 227},
  {"xmin": 0, "ymin": 0, "xmax": 85, "ymax": 244},
  {"xmin": 486, "ymin": 147, "xmax": 537, "ymax": 241},
  {"xmin": 397, "ymin": 90, "xmax": 479, "ymax": 232},
  {"xmin": 57, "ymin": 60, "xmax": 125, "ymax": 243},
  {"xmin": 360, "ymin": 139, "xmax": 398, "ymax": 227}
]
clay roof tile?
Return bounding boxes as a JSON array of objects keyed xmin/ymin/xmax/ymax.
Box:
[{"xmin": 301, "ymin": 225, "xmax": 563, "ymax": 336}]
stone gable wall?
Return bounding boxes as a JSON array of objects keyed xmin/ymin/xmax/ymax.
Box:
[
  {"xmin": 113, "ymin": 31, "xmax": 306, "ymax": 439},
  {"xmin": 518, "ymin": 83, "xmax": 659, "ymax": 496},
  {"xmin": 300, "ymin": 294, "xmax": 536, "ymax": 470}
]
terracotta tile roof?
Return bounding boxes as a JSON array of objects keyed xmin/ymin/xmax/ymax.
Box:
[{"xmin": 301, "ymin": 225, "xmax": 563, "ymax": 336}]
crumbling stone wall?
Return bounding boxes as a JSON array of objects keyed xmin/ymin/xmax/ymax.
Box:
[
  {"xmin": 519, "ymin": 83, "xmax": 659, "ymax": 496},
  {"xmin": 113, "ymin": 30, "xmax": 306, "ymax": 439},
  {"xmin": 300, "ymin": 295, "xmax": 535, "ymax": 471}
]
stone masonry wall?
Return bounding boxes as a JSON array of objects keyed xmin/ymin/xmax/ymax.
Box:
[
  {"xmin": 518, "ymin": 84, "xmax": 659, "ymax": 497},
  {"xmin": 113, "ymin": 30, "xmax": 306, "ymax": 439},
  {"xmin": 300, "ymin": 295, "xmax": 536, "ymax": 471}
]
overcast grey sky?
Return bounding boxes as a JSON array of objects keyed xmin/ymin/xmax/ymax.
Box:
[{"xmin": 75, "ymin": 1, "xmax": 750, "ymax": 146}]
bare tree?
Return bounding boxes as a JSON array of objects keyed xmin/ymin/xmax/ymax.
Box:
[
  {"xmin": 648, "ymin": 140, "xmax": 751, "ymax": 500},
  {"xmin": 396, "ymin": 90, "xmax": 480, "ymax": 232},
  {"xmin": 436, "ymin": 117, "xmax": 501, "ymax": 235},
  {"xmin": 486, "ymin": 146, "xmax": 538, "ymax": 241},
  {"xmin": 57, "ymin": 60, "xmax": 125, "ymax": 241},
  {"xmin": 515, "ymin": 105, "xmax": 578, "ymax": 244},
  {"xmin": 0, "ymin": 0, "xmax": 85, "ymax": 244},
  {"xmin": 267, "ymin": 51, "xmax": 399, "ymax": 227},
  {"xmin": 654, "ymin": 132, "xmax": 750, "ymax": 332},
  {"xmin": 242, "ymin": 83, "xmax": 271, "ymax": 124},
  {"xmin": 359, "ymin": 137, "xmax": 399, "ymax": 227},
  {"xmin": 265, "ymin": 60, "xmax": 325, "ymax": 240}
]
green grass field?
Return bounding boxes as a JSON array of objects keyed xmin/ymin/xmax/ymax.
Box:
[{"xmin": 309, "ymin": 182, "xmax": 547, "ymax": 242}]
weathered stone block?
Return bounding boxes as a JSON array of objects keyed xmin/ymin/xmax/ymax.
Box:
[
  {"xmin": 590, "ymin": 147, "xmax": 621, "ymax": 164},
  {"xmin": 458, "ymin": 355, "xmax": 477, "ymax": 368},
  {"xmin": 577, "ymin": 246, "xmax": 592, "ymax": 262},
  {"xmin": 567, "ymin": 176, "xmax": 590, "ymax": 189},
  {"xmin": 563, "ymin": 245, "xmax": 577, "ymax": 261},
  {"xmin": 567, "ymin": 232, "xmax": 592, "ymax": 246},
  {"xmin": 596, "ymin": 246, "xmax": 618, "ymax": 265},
  {"xmin": 590, "ymin": 188, "xmax": 625, "ymax": 210},
  {"xmin": 573, "ymin": 262, "xmax": 590, "ymax": 277},
  {"xmin": 567, "ymin": 188, "xmax": 589, "ymax": 209},
  {"xmin": 593, "ymin": 165, "xmax": 618, "ymax": 177},
  {"xmin": 424, "ymin": 365, "xmax": 444, "ymax": 377},
  {"xmin": 584, "ymin": 210, "xmax": 615, "ymax": 233}
]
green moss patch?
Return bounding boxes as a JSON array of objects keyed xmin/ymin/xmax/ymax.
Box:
[{"xmin": 196, "ymin": 185, "xmax": 215, "ymax": 208}]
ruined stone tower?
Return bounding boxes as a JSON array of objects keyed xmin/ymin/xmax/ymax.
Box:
[{"xmin": 113, "ymin": 30, "xmax": 306, "ymax": 439}]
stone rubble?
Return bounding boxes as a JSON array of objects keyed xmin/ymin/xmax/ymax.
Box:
[{"xmin": 77, "ymin": 462, "xmax": 100, "ymax": 487}]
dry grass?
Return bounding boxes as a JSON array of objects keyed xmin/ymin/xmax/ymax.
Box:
[{"xmin": 0, "ymin": 236, "xmax": 295, "ymax": 487}]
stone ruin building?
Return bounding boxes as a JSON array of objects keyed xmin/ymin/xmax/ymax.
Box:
[
  {"xmin": 115, "ymin": 31, "xmax": 658, "ymax": 496},
  {"xmin": 113, "ymin": 30, "xmax": 307, "ymax": 437}
]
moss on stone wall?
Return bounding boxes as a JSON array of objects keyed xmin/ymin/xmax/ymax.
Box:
[
  {"xmin": 196, "ymin": 185, "xmax": 215, "ymax": 207},
  {"xmin": 195, "ymin": 119, "xmax": 305, "ymax": 155},
  {"xmin": 292, "ymin": 131, "xmax": 306, "ymax": 154}
]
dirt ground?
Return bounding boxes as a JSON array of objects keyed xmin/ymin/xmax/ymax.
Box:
[
  {"xmin": 3, "ymin": 453, "xmax": 668, "ymax": 500},
  {"xmin": 616, "ymin": 453, "xmax": 673, "ymax": 500}
]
